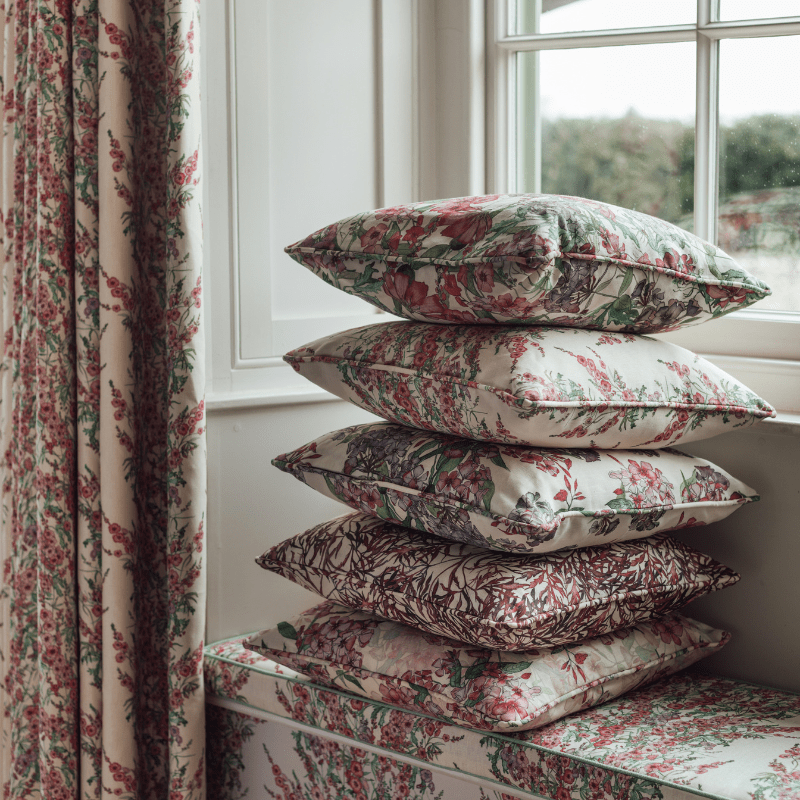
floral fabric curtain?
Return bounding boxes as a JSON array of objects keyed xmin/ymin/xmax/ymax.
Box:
[{"xmin": 0, "ymin": 1, "xmax": 205, "ymax": 799}]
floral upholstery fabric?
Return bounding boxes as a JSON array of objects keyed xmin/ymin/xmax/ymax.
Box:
[
  {"xmin": 243, "ymin": 601, "xmax": 727, "ymax": 733},
  {"xmin": 285, "ymin": 194, "xmax": 770, "ymax": 332},
  {"xmin": 272, "ymin": 422, "xmax": 757, "ymax": 553},
  {"xmin": 257, "ymin": 511, "xmax": 739, "ymax": 650},
  {"xmin": 206, "ymin": 706, "xmax": 493, "ymax": 800},
  {"xmin": 205, "ymin": 638, "xmax": 800, "ymax": 800},
  {"xmin": 286, "ymin": 322, "xmax": 774, "ymax": 448}
]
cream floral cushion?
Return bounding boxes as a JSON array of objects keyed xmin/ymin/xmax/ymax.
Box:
[
  {"xmin": 285, "ymin": 194, "xmax": 770, "ymax": 332},
  {"xmin": 245, "ymin": 601, "xmax": 729, "ymax": 732},
  {"xmin": 286, "ymin": 322, "xmax": 775, "ymax": 448},
  {"xmin": 257, "ymin": 511, "xmax": 739, "ymax": 650},
  {"xmin": 272, "ymin": 422, "xmax": 758, "ymax": 553}
]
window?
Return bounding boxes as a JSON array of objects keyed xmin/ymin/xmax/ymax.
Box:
[{"xmin": 488, "ymin": 0, "xmax": 800, "ymax": 377}]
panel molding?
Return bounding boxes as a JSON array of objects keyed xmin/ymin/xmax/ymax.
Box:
[
  {"xmin": 204, "ymin": 0, "xmax": 482, "ymax": 399},
  {"xmin": 206, "ymin": 384, "xmax": 339, "ymax": 412},
  {"xmin": 225, "ymin": 0, "xmax": 421, "ymax": 374},
  {"xmin": 376, "ymin": 0, "xmax": 419, "ymax": 208},
  {"xmin": 227, "ymin": 0, "xmax": 246, "ymax": 368},
  {"xmin": 434, "ymin": 0, "xmax": 486, "ymax": 197},
  {"xmin": 228, "ymin": 0, "xmax": 273, "ymax": 368}
]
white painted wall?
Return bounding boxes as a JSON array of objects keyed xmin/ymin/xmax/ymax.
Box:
[
  {"xmin": 672, "ymin": 420, "xmax": 800, "ymax": 694},
  {"xmin": 205, "ymin": 399, "xmax": 376, "ymax": 643},
  {"xmin": 202, "ymin": 0, "xmax": 800, "ymax": 694}
]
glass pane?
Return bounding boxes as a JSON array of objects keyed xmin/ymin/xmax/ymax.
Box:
[
  {"xmin": 718, "ymin": 36, "xmax": 800, "ymax": 313},
  {"xmin": 719, "ymin": 1, "xmax": 800, "ymax": 21},
  {"xmin": 514, "ymin": 0, "xmax": 695, "ymax": 35},
  {"xmin": 517, "ymin": 42, "xmax": 696, "ymax": 225}
]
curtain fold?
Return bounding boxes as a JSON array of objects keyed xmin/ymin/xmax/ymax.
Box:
[{"xmin": 0, "ymin": 1, "xmax": 206, "ymax": 798}]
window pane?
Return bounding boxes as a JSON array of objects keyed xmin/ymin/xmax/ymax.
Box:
[
  {"xmin": 517, "ymin": 42, "xmax": 695, "ymax": 225},
  {"xmin": 514, "ymin": 0, "xmax": 695, "ymax": 35},
  {"xmin": 718, "ymin": 1, "xmax": 800, "ymax": 21},
  {"xmin": 718, "ymin": 36, "xmax": 800, "ymax": 313}
]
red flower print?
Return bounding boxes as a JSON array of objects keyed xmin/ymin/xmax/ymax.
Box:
[
  {"xmin": 435, "ymin": 470, "xmax": 462, "ymax": 496},
  {"xmin": 402, "ymin": 221, "xmax": 425, "ymax": 244},
  {"xmin": 430, "ymin": 196, "xmax": 498, "ymax": 216},
  {"xmin": 486, "ymin": 693, "xmax": 529, "ymax": 721},
  {"xmin": 442, "ymin": 273, "xmax": 461, "ymax": 296},
  {"xmin": 706, "ymin": 283, "xmax": 752, "ymax": 309},
  {"xmin": 439, "ymin": 212, "xmax": 492, "ymax": 247},
  {"xmin": 359, "ymin": 223, "xmax": 388, "ymax": 253},
  {"xmin": 384, "ymin": 270, "xmax": 448, "ymax": 318},
  {"xmin": 300, "ymin": 222, "xmax": 339, "ymax": 250},
  {"xmin": 392, "ymin": 383, "xmax": 415, "ymax": 413},
  {"xmin": 474, "ymin": 263, "xmax": 495, "ymax": 292},
  {"xmin": 653, "ymin": 618, "xmax": 684, "ymax": 645}
]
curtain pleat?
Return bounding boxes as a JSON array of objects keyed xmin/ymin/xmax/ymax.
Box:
[{"xmin": 0, "ymin": 0, "xmax": 206, "ymax": 797}]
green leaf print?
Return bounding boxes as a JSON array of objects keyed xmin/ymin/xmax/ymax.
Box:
[{"xmin": 277, "ymin": 622, "xmax": 297, "ymax": 640}]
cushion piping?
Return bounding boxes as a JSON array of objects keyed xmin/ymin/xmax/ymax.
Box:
[
  {"xmin": 285, "ymin": 244, "xmax": 770, "ymax": 293},
  {"xmin": 247, "ymin": 634, "xmax": 728, "ymax": 733},
  {"xmin": 275, "ymin": 460, "xmax": 754, "ymax": 537},
  {"xmin": 285, "ymin": 354, "xmax": 775, "ymax": 418},
  {"xmin": 257, "ymin": 556, "xmax": 736, "ymax": 644}
]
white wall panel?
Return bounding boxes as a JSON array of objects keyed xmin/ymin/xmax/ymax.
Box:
[
  {"xmin": 229, "ymin": 0, "xmax": 417, "ymax": 370},
  {"xmin": 204, "ymin": 0, "xmax": 418, "ymax": 397},
  {"xmin": 231, "ymin": 0, "xmax": 275, "ymax": 360},
  {"xmin": 378, "ymin": 0, "xmax": 419, "ymax": 207},
  {"xmin": 258, "ymin": 0, "xmax": 380, "ymax": 342},
  {"xmin": 206, "ymin": 400, "xmax": 379, "ymax": 643},
  {"xmin": 673, "ymin": 422, "xmax": 800, "ymax": 693},
  {"xmin": 434, "ymin": 0, "xmax": 486, "ymax": 198}
]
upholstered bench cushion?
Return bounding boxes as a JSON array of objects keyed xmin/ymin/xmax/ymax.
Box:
[{"xmin": 205, "ymin": 636, "xmax": 800, "ymax": 800}]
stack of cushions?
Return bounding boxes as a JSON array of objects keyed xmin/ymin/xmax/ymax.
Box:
[{"xmin": 245, "ymin": 193, "xmax": 775, "ymax": 734}]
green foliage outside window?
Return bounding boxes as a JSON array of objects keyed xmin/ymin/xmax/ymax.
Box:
[{"xmin": 538, "ymin": 113, "xmax": 800, "ymax": 227}]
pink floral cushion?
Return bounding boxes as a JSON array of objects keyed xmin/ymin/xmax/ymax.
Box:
[
  {"xmin": 244, "ymin": 601, "xmax": 729, "ymax": 732},
  {"xmin": 272, "ymin": 422, "xmax": 757, "ymax": 553},
  {"xmin": 285, "ymin": 194, "xmax": 770, "ymax": 332},
  {"xmin": 285, "ymin": 322, "xmax": 775, "ymax": 449},
  {"xmin": 257, "ymin": 511, "xmax": 739, "ymax": 650}
]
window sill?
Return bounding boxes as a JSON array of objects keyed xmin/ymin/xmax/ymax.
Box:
[
  {"xmin": 207, "ymin": 346, "xmax": 799, "ymax": 418},
  {"xmin": 653, "ymin": 311, "xmax": 800, "ymax": 362},
  {"xmin": 762, "ymin": 411, "xmax": 800, "ymax": 435},
  {"xmin": 206, "ymin": 391, "xmax": 800, "ymax": 435},
  {"xmin": 697, "ymin": 354, "xmax": 799, "ymax": 417},
  {"xmin": 206, "ymin": 386, "xmax": 338, "ymax": 412}
]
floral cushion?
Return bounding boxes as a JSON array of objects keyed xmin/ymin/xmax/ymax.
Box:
[
  {"xmin": 244, "ymin": 601, "xmax": 728, "ymax": 732},
  {"xmin": 272, "ymin": 422, "xmax": 757, "ymax": 553},
  {"xmin": 256, "ymin": 511, "xmax": 739, "ymax": 650},
  {"xmin": 284, "ymin": 194, "xmax": 770, "ymax": 332},
  {"xmin": 285, "ymin": 322, "xmax": 775, "ymax": 449}
]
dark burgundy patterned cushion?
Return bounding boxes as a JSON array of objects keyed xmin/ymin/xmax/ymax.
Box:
[{"xmin": 256, "ymin": 511, "xmax": 738, "ymax": 650}]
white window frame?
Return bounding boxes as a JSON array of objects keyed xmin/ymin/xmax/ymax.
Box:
[{"xmin": 486, "ymin": 0, "xmax": 800, "ymax": 412}]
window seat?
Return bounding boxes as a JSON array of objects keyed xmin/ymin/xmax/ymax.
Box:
[{"xmin": 205, "ymin": 636, "xmax": 800, "ymax": 800}]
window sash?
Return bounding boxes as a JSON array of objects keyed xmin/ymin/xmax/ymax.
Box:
[{"xmin": 487, "ymin": 0, "xmax": 800, "ymax": 365}]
